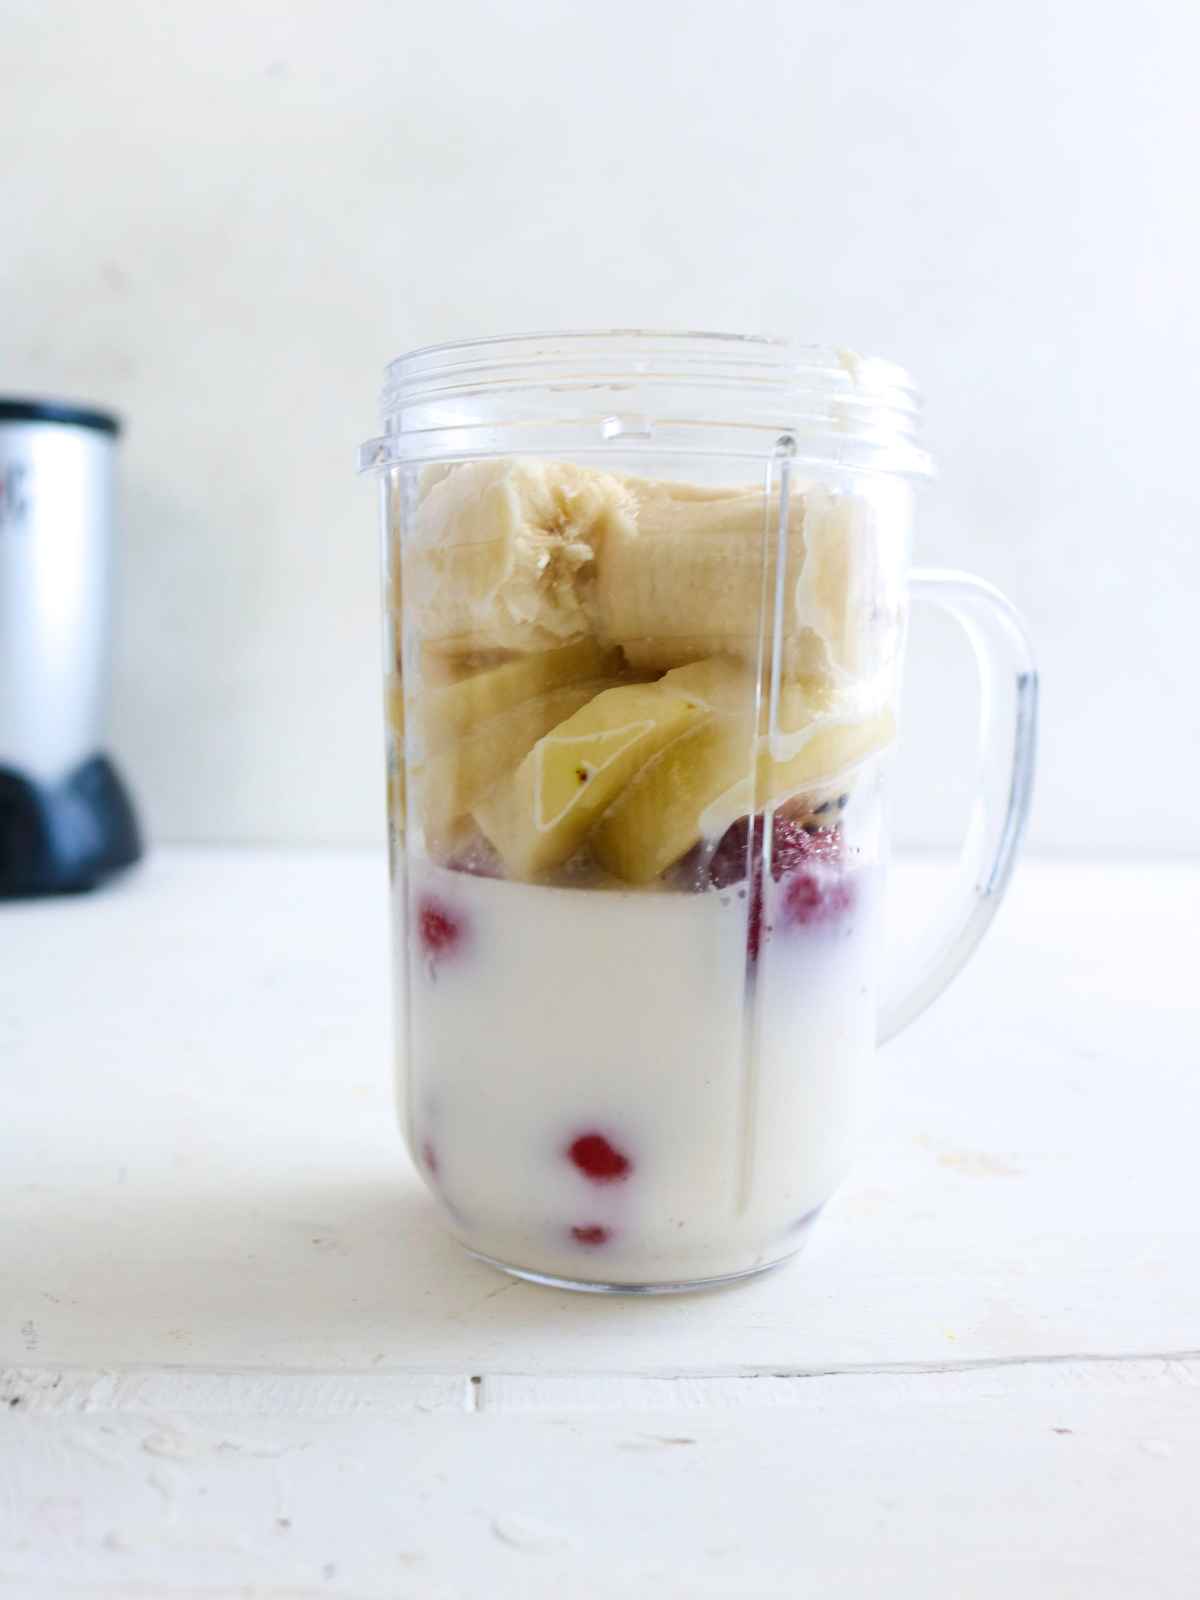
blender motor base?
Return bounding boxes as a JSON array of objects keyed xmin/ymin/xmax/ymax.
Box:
[{"xmin": 0, "ymin": 754, "xmax": 142, "ymax": 897}]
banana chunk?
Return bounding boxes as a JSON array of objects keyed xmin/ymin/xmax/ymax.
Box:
[
  {"xmin": 419, "ymin": 679, "xmax": 617, "ymax": 841},
  {"xmin": 658, "ymin": 656, "xmax": 835, "ymax": 729},
  {"xmin": 418, "ymin": 638, "xmax": 619, "ymax": 753},
  {"xmin": 473, "ymin": 683, "xmax": 709, "ymax": 879},
  {"xmin": 405, "ymin": 458, "xmax": 894, "ymax": 693},
  {"xmin": 794, "ymin": 487, "xmax": 899, "ymax": 685},
  {"xmin": 407, "ymin": 459, "xmax": 635, "ymax": 654},
  {"xmin": 592, "ymin": 658, "xmax": 895, "ymax": 884},
  {"xmin": 595, "ymin": 478, "xmax": 808, "ymax": 674},
  {"xmin": 597, "ymin": 475, "xmax": 891, "ymax": 686}
]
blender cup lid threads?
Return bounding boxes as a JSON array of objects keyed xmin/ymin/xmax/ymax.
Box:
[{"xmin": 361, "ymin": 330, "xmax": 930, "ymax": 478}]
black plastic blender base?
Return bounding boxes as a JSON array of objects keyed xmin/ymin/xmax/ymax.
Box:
[{"xmin": 0, "ymin": 754, "xmax": 142, "ymax": 897}]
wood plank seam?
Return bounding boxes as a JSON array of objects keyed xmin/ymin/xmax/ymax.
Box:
[{"xmin": 3, "ymin": 1353, "xmax": 1198, "ymax": 1417}]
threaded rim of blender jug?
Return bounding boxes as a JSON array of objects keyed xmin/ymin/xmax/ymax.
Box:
[{"xmin": 363, "ymin": 329, "xmax": 930, "ymax": 476}]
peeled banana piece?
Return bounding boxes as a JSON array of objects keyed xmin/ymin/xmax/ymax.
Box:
[
  {"xmin": 473, "ymin": 682, "xmax": 710, "ymax": 879},
  {"xmin": 793, "ymin": 486, "xmax": 900, "ymax": 685},
  {"xmin": 590, "ymin": 718, "xmax": 753, "ymax": 885},
  {"xmin": 405, "ymin": 458, "xmax": 891, "ymax": 691},
  {"xmin": 596, "ymin": 472, "xmax": 893, "ymax": 684},
  {"xmin": 591, "ymin": 658, "xmax": 896, "ymax": 884},
  {"xmin": 419, "ymin": 679, "xmax": 616, "ymax": 843},
  {"xmin": 418, "ymin": 638, "xmax": 619, "ymax": 752},
  {"xmin": 657, "ymin": 657, "xmax": 835, "ymax": 730},
  {"xmin": 620, "ymin": 631, "xmax": 831, "ymax": 678},
  {"xmin": 594, "ymin": 477, "xmax": 808, "ymax": 676},
  {"xmin": 406, "ymin": 458, "xmax": 635, "ymax": 654}
]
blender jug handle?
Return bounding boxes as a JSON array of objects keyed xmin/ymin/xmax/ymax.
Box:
[{"xmin": 878, "ymin": 570, "xmax": 1038, "ymax": 1043}]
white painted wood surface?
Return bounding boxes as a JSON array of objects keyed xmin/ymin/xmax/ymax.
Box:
[{"xmin": 1, "ymin": 850, "xmax": 1197, "ymax": 1597}]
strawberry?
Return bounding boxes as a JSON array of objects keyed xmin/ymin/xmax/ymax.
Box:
[
  {"xmin": 567, "ymin": 1133, "xmax": 631, "ymax": 1183},
  {"xmin": 689, "ymin": 815, "xmax": 852, "ymax": 958},
  {"xmin": 416, "ymin": 894, "xmax": 464, "ymax": 964},
  {"xmin": 570, "ymin": 1224, "xmax": 611, "ymax": 1246}
]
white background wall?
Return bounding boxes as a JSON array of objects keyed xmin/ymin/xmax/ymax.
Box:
[{"xmin": 2, "ymin": 0, "xmax": 1197, "ymax": 853}]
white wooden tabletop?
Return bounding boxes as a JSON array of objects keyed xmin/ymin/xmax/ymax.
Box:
[{"xmin": 1, "ymin": 849, "xmax": 1197, "ymax": 1599}]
